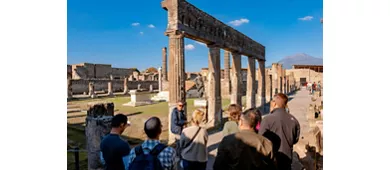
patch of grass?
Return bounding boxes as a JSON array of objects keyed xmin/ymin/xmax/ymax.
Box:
[
  {"xmin": 67, "ymin": 127, "xmax": 88, "ymax": 170},
  {"xmin": 69, "ymin": 96, "xmax": 234, "ymax": 117}
]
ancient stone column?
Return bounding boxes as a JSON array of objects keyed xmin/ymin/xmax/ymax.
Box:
[
  {"xmin": 88, "ymin": 82, "xmax": 96, "ymax": 98},
  {"xmin": 269, "ymin": 75, "xmax": 273, "ymax": 101},
  {"xmin": 149, "ymin": 84, "xmax": 153, "ymax": 92},
  {"xmin": 286, "ymin": 76, "xmax": 289, "ymax": 94},
  {"xmin": 272, "ymin": 63, "xmax": 279, "ymax": 95},
  {"xmin": 222, "ymin": 51, "xmax": 231, "ymax": 98},
  {"xmin": 123, "ymin": 77, "xmax": 129, "ymax": 95},
  {"xmin": 278, "ymin": 66, "xmax": 283, "ymax": 94},
  {"xmin": 246, "ymin": 57, "xmax": 256, "ymax": 109},
  {"xmin": 256, "ymin": 59, "xmax": 266, "ymax": 111},
  {"xmin": 162, "ymin": 47, "xmax": 168, "ymax": 81},
  {"xmin": 231, "ymin": 52, "xmax": 242, "ymax": 106},
  {"xmin": 67, "ymin": 78, "xmax": 72, "ymax": 99},
  {"xmin": 107, "ymin": 75, "xmax": 114, "ymax": 97},
  {"xmin": 158, "ymin": 67, "xmax": 162, "ymax": 92},
  {"xmin": 85, "ymin": 101, "xmax": 114, "ymax": 170},
  {"xmin": 207, "ymin": 44, "xmax": 222, "ymax": 128},
  {"xmin": 166, "ymin": 31, "xmax": 186, "ymax": 145}
]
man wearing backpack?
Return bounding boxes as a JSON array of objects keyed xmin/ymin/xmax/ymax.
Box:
[{"xmin": 128, "ymin": 117, "xmax": 176, "ymax": 170}]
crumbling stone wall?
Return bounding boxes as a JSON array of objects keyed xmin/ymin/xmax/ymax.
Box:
[
  {"xmin": 71, "ymin": 79, "xmax": 158, "ymax": 94},
  {"xmin": 287, "ymin": 69, "xmax": 323, "ymax": 85}
]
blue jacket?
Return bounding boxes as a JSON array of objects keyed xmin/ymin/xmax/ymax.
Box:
[{"xmin": 170, "ymin": 107, "xmax": 187, "ymax": 135}]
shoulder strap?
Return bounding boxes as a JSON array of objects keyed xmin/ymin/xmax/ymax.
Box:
[
  {"xmin": 183, "ymin": 127, "xmax": 201, "ymax": 149},
  {"xmin": 134, "ymin": 145, "xmax": 144, "ymax": 156},
  {"xmin": 150, "ymin": 143, "xmax": 167, "ymax": 156}
]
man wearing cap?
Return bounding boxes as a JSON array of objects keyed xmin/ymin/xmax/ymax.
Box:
[{"xmin": 100, "ymin": 114, "xmax": 131, "ymax": 170}]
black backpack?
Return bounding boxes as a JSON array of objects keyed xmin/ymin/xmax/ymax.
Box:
[{"xmin": 128, "ymin": 143, "xmax": 167, "ymax": 170}]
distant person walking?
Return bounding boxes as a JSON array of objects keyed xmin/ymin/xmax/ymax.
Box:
[
  {"xmin": 179, "ymin": 109, "xmax": 208, "ymax": 170},
  {"xmin": 317, "ymin": 81, "xmax": 322, "ymax": 96},
  {"xmin": 312, "ymin": 82, "xmax": 317, "ymax": 94},
  {"xmin": 259, "ymin": 93, "xmax": 300, "ymax": 170},
  {"xmin": 214, "ymin": 108, "xmax": 277, "ymax": 170},
  {"xmin": 222, "ymin": 104, "xmax": 242, "ymax": 137},
  {"xmin": 100, "ymin": 114, "xmax": 131, "ymax": 170}
]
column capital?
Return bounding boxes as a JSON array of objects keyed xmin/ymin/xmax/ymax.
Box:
[{"xmin": 164, "ymin": 30, "xmax": 185, "ymax": 38}]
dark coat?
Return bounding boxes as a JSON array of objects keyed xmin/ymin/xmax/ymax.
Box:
[
  {"xmin": 214, "ymin": 130, "xmax": 277, "ymax": 170},
  {"xmin": 258, "ymin": 108, "xmax": 300, "ymax": 162},
  {"xmin": 170, "ymin": 107, "xmax": 187, "ymax": 135}
]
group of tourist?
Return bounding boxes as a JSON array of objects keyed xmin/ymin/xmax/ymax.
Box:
[
  {"xmin": 99, "ymin": 93, "xmax": 300, "ymax": 170},
  {"xmin": 307, "ymin": 81, "xmax": 321, "ymax": 95}
]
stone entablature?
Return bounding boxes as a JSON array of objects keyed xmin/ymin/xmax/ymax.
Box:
[{"xmin": 162, "ymin": 0, "xmax": 265, "ymax": 59}]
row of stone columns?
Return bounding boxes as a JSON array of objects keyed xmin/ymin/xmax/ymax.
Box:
[
  {"xmin": 164, "ymin": 30, "xmax": 267, "ymax": 144},
  {"xmin": 67, "ymin": 78, "xmax": 131, "ymax": 99},
  {"xmin": 270, "ymin": 63, "xmax": 296, "ymax": 98}
]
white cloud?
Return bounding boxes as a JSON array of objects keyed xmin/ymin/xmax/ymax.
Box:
[
  {"xmin": 185, "ymin": 44, "xmax": 195, "ymax": 50},
  {"xmin": 140, "ymin": 32, "xmax": 144, "ymax": 35},
  {"xmin": 148, "ymin": 24, "xmax": 155, "ymax": 28},
  {"xmin": 195, "ymin": 42, "xmax": 206, "ymax": 46},
  {"xmin": 298, "ymin": 16, "xmax": 314, "ymax": 21},
  {"xmin": 132, "ymin": 22, "xmax": 140, "ymax": 26},
  {"xmin": 228, "ymin": 18, "xmax": 250, "ymax": 26}
]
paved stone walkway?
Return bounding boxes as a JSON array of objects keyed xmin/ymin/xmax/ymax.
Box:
[{"xmin": 205, "ymin": 89, "xmax": 313, "ymax": 169}]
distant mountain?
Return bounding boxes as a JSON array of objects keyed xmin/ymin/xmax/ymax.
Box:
[{"xmin": 266, "ymin": 53, "xmax": 323, "ymax": 69}]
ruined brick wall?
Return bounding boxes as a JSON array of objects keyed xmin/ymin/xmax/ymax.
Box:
[
  {"xmin": 72, "ymin": 63, "xmax": 95, "ymax": 79},
  {"xmin": 111, "ymin": 68, "xmax": 133, "ymax": 79},
  {"xmin": 286, "ymin": 69, "xmax": 323, "ymax": 85},
  {"xmin": 95, "ymin": 64, "xmax": 112, "ymax": 78},
  {"xmin": 70, "ymin": 63, "xmax": 137, "ymax": 80},
  {"xmin": 71, "ymin": 79, "xmax": 158, "ymax": 94}
]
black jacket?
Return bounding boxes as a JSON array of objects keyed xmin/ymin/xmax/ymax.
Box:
[
  {"xmin": 214, "ymin": 130, "xmax": 277, "ymax": 170},
  {"xmin": 170, "ymin": 107, "xmax": 187, "ymax": 135},
  {"xmin": 258, "ymin": 108, "xmax": 300, "ymax": 161}
]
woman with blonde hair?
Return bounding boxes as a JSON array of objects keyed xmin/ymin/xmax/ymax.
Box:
[
  {"xmin": 222, "ymin": 104, "xmax": 242, "ymax": 137},
  {"xmin": 179, "ymin": 109, "xmax": 208, "ymax": 170}
]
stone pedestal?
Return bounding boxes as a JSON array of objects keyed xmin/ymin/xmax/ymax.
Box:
[
  {"xmin": 151, "ymin": 91, "xmax": 169, "ymax": 102},
  {"xmin": 246, "ymin": 57, "xmax": 256, "ymax": 109},
  {"xmin": 207, "ymin": 44, "xmax": 222, "ymax": 128},
  {"xmin": 194, "ymin": 99, "xmax": 207, "ymax": 107},
  {"xmin": 123, "ymin": 90, "xmax": 154, "ymax": 107},
  {"xmin": 231, "ymin": 52, "xmax": 242, "ymax": 106},
  {"xmin": 85, "ymin": 102, "xmax": 114, "ymax": 170}
]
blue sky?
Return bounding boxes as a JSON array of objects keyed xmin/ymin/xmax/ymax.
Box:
[{"xmin": 68, "ymin": 0, "xmax": 323, "ymax": 72}]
